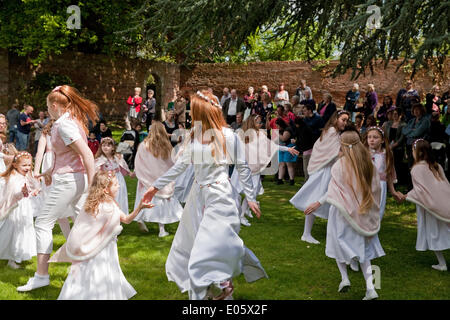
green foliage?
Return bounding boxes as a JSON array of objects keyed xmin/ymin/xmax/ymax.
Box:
[
  {"xmin": 18, "ymin": 72, "xmax": 74, "ymax": 111},
  {"xmin": 0, "ymin": 0, "xmax": 146, "ymax": 65}
]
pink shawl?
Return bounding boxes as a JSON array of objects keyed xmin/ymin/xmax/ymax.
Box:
[
  {"xmin": 326, "ymin": 158, "xmax": 381, "ymax": 236},
  {"xmin": 134, "ymin": 142, "xmax": 175, "ymax": 198},
  {"xmin": 0, "ymin": 172, "xmax": 41, "ymax": 221},
  {"xmin": 307, "ymin": 127, "xmax": 341, "ymax": 175},
  {"xmin": 95, "ymin": 154, "xmax": 130, "ymax": 176},
  {"xmin": 406, "ymin": 161, "xmax": 450, "ymax": 223},
  {"xmin": 237, "ymin": 129, "xmax": 279, "ymax": 174},
  {"xmin": 49, "ymin": 201, "xmax": 123, "ymax": 263}
]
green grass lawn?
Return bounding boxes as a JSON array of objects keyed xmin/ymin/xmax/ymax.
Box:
[{"xmin": 0, "ymin": 174, "xmax": 449, "ymax": 300}]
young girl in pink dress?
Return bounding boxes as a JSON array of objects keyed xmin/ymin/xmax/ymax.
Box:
[
  {"xmin": 0, "ymin": 152, "xmax": 41, "ymax": 269},
  {"xmin": 304, "ymin": 130, "xmax": 384, "ymax": 300},
  {"xmin": 290, "ymin": 110, "xmax": 350, "ymax": 244},
  {"xmin": 49, "ymin": 170, "xmax": 154, "ymax": 299},
  {"xmin": 95, "ymin": 137, "xmax": 135, "ymax": 215},
  {"xmin": 133, "ymin": 121, "xmax": 183, "ymax": 237},
  {"xmin": 18, "ymin": 85, "xmax": 98, "ymax": 292},
  {"xmin": 364, "ymin": 126, "xmax": 402, "ymax": 219},
  {"xmin": 398, "ymin": 139, "xmax": 450, "ymax": 271}
]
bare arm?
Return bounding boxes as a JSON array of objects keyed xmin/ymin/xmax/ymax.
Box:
[
  {"xmin": 120, "ymin": 200, "xmax": 154, "ymax": 224},
  {"xmin": 68, "ymin": 139, "xmax": 95, "ymax": 186},
  {"xmin": 34, "ymin": 134, "xmax": 47, "ymax": 175}
]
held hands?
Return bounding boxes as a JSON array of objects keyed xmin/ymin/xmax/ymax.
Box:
[
  {"xmin": 304, "ymin": 201, "xmax": 321, "ymax": 215},
  {"xmin": 247, "ymin": 201, "xmax": 261, "ymax": 219},
  {"xmin": 287, "ymin": 147, "xmax": 300, "ymax": 156},
  {"xmin": 139, "ymin": 199, "xmax": 155, "ymax": 210},
  {"xmin": 36, "ymin": 171, "xmax": 52, "ymax": 186},
  {"xmin": 395, "ymin": 191, "xmax": 407, "ymax": 203},
  {"xmin": 143, "ymin": 186, "xmax": 158, "ymax": 203},
  {"xmin": 21, "ymin": 183, "xmax": 29, "ymax": 198}
]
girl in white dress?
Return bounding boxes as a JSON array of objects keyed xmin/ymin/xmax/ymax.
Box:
[
  {"xmin": 304, "ymin": 130, "xmax": 385, "ymax": 300},
  {"xmin": 364, "ymin": 126, "xmax": 402, "ymax": 219},
  {"xmin": 133, "ymin": 121, "xmax": 183, "ymax": 237},
  {"xmin": 95, "ymin": 137, "xmax": 135, "ymax": 215},
  {"xmin": 143, "ymin": 90, "xmax": 267, "ymax": 300},
  {"xmin": 34, "ymin": 120, "xmax": 72, "ymax": 238},
  {"xmin": 49, "ymin": 170, "xmax": 154, "ymax": 299},
  {"xmin": 231, "ymin": 114, "xmax": 298, "ymax": 226},
  {"xmin": 290, "ymin": 110, "xmax": 350, "ymax": 244},
  {"xmin": 0, "ymin": 152, "xmax": 41, "ymax": 269},
  {"xmin": 398, "ymin": 139, "xmax": 450, "ymax": 272}
]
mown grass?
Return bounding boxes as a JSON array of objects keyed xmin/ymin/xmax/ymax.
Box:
[
  {"xmin": 0, "ymin": 175, "xmax": 448, "ymax": 300},
  {"xmin": 1, "ymin": 127, "xmax": 448, "ymax": 300}
]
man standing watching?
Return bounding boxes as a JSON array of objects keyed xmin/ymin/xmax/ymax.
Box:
[
  {"xmin": 16, "ymin": 105, "xmax": 37, "ymax": 151},
  {"xmin": 222, "ymin": 89, "xmax": 245, "ymax": 125},
  {"xmin": 6, "ymin": 104, "xmax": 20, "ymax": 143}
]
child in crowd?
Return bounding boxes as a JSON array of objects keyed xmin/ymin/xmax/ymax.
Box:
[
  {"xmin": 398, "ymin": 139, "xmax": 450, "ymax": 271},
  {"xmin": 364, "ymin": 126, "xmax": 402, "ymax": 219},
  {"xmin": 304, "ymin": 131, "xmax": 384, "ymax": 300},
  {"xmin": 88, "ymin": 131, "xmax": 100, "ymax": 155},
  {"xmin": 49, "ymin": 170, "xmax": 154, "ymax": 299},
  {"xmin": 290, "ymin": 110, "xmax": 350, "ymax": 244},
  {"xmin": 95, "ymin": 137, "xmax": 135, "ymax": 215},
  {"xmin": 0, "ymin": 152, "xmax": 41, "ymax": 269},
  {"xmin": 133, "ymin": 121, "xmax": 183, "ymax": 237}
]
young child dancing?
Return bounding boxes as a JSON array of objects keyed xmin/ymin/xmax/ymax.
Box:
[
  {"xmin": 364, "ymin": 126, "xmax": 401, "ymax": 219},
  {"xmin": 133, "ymin": 121, "xmax": 183, "ymax": 237},
  {"xmin": 0, "ymin": 152, "xmax": 41, "ymax": 269},
  {"xmin": 290, "ymin": 110, "xmax": 350, "ymax": 244},
  {"xmin": 49, "ymin": 170, "xmax": 154, "ymax": 299},
  {"xmin": 398, "ymin": 139, "xmax": 450, "ymax": 271},
  {"xmin": 95, "ymin": 137, "xmax": 135, "ymax": 215},
  {"xmin": 304, "ymin": 131, "xmax": 385, "ymax": 300}
]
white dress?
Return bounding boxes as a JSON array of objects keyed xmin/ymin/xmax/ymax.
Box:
[
  {"xmin": 0, "ymin": 154, "xmax": 5, "ymax": 173},
  {"xmin": 33, "ymin": 135, "xmax": 55, "ymax": 218},
  {"xmin": 57, "ymin": 237, "xmax": 136, "ymax": 300},
  {"xmin": 415, "ymin": 205, "xmax": 450, "ymax": 252},
  {"xmin": 290, "ymin": 162, "xmax": 334, "ymax": 219},
  {"xmin": 153, "ymin": 128, "xmax": 268, "ymax": 300},
  {"xmin": 174, "ymin": 164, "xmax": 195, "ymax": 204},
  {"xmin": 0, "ymin": 175, "xmax": 37, "ymax": 263},
  {"xmin": 97, "ymin": 158, "xmax": 129, "ymax": 214},
  {"xmin": 325, "ymin": 205, "xmax": 386, "ymax": 264},
  {"xmin": 371, "ymin": 151, "xmax": 388, "ymax": 220},
  {"xmin": 133, "ymin": 180, "xmax": 183, "ymax": 224}
]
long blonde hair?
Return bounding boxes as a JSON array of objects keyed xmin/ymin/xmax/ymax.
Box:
[
  {"xmin": 239, "ymin": 114, "xmax": 261, "ymax": 144},
  {"xmin": 189, "ymin": 90, "xmax": 227, "ymax": 163},
  {"xmin": 144, "ymin": 121, "xmax": 172, "ymax": 159},
  {"xmin": 0, "ymin": 152, "xmax": 33, "ymax": 183},
  {"xmin": 84, "ymin": 170, "xmax": 117, "ymax": 216},
  {"xmin": 47, "ymin": 85, "xmax": 99, "ymax": 135},
  {"xmin": 95, "ymin": 137, "xmax": 117, "ymax": 159},
  {"xmin": 340, "ymin": 131, "xmax": 375, "ymax": 214}
]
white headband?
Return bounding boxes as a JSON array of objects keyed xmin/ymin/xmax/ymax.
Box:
[{"xmin": 196, "ymin": 91, "xmax": 221, "ymax": 109}]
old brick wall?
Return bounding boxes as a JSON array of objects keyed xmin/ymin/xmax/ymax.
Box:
[
  {"xmin": 180, "ymin": 60, "xmax": 450, "ymax": 106},
  {"xmin": 3, "ymin": 51, "xmax": 180, "ymax": 118}
]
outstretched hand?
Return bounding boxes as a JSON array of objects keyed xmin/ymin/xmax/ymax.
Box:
[
  {"xmin": 143, "ymin": 186, "xmax": 158, "ymax": 203},
  {"xmin": 304, "ymin": 201, "xmax": 321, "ymax": 215},
  {"xmin": 140, "ymin": 200, "xmax": 155, "ymax": 210},
  {"xmin": 287, "ymin": 147, "xmax": 300, "ymax": 157},
  {"xmin": 247, "ymin": 201, "xmax": 261, "ymax": 219}
]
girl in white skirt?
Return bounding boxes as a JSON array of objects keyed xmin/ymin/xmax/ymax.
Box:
[
  {"xmin": 304, "ymin": 131, "xmax": 385, "ymax": 300},
  {"xmin": 364, "ymin": 126, "xmax": 402, "ymax": 219},
  {"xmin": 34, "ymin": 120, "xmax": 72, "ymax": 238},
  {"xmin": 133, "ymin": 121, "xmax": 183, "ymax": 237},
  {"xmin": 95, "ymin": 137, "xmax": 135, "ymax": 215},
  {"xmin": 142, "ymin": 90, "xmax": 267, "ymax": 300},
  {"xmin": 49, "ymin": 170, "xmax": 154, "ymax": 299},
  {"xmin": 290, "ymin": 110, "xmax": 350, "ymax": 244},
  {"xmin": 398, "ymin": 139, "xmax": 450, "ymax": 271},
  {"xmin": 0, "ymin": 152, "xmax": 41, "ymax": 269},
  {"xmin": 231, "ymin": 114, "xmax": 298, "ymax": 226}
]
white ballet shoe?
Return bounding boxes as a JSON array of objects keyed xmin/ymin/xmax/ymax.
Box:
[
  {"xmin": 432, "ymin": 264, "xmax": 447, "ymax": 271},
  {"xmin": 7, "ymin": 260, "xmax": 20, "ymax": 269},
  {"xmin": 245, "ymin": 210, "xmax": 253, "ymax": 219},
  {"xmin": 301, "ymin": 235, "xmax": 320, "ymax": 244},
  {"xmin": 350, "ymin": 260, "xmax": 359, "ymax": 272},
  {"xmin": 17, "ymin": 274, "xmax": 50, "ymax": 292},
  {"xmin": 363, "ymin": 289, "xmax": 379, "ymax": 300},
  {"xmin": 240, "ymin": 217, "xmax": 251, "ymax": 227},
  {"xmin": 338, "ymin": 279, "xmax": 351, "ymax": 293},
  {"xmin": 137, "ymin": 221, "xmax": 149, "ymax": 233},
  {"xmin": 158, "ymin": 230, "xmax": 169, "ymax": 238}
]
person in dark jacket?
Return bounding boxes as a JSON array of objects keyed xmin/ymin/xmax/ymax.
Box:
[
  {"xmin": 222, "ymin": 89, "xmax": 246, "ymax": 125},
  {"xmin": 293, "ymin": 116, "xmax": 315, "ymax": 182},
  {"xmin": 317, "ymin": 93, "xmax": 337, "ymax": 125},
  {"xmin": 301, "ymin": 103, "xmax": 324, "ymax": 142}
]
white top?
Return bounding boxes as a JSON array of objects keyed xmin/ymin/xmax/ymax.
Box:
[
  {"xmin": 228, "ymin": 99, "xmax": 237, "ymax": 116},
  {"xmin": 56, "ymin": 112, "xmax": 82, "ymax": 146}
]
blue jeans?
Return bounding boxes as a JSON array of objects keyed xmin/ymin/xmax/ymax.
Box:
[
  {"xmin": 8, "ymin": 127, "xmax": 17, "ymax": 143},
  {"xmin": 16, "ymin": 130, "xmax": 29, "ymax": 151}
]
